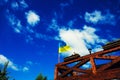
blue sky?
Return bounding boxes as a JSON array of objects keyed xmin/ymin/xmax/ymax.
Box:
[{"xmin": 0, "ymin": 0, "xmax": 120, "ymax": 80}]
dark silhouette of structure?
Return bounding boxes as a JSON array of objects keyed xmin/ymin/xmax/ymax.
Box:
[{"xmin": 54, "ymin": 39, "xmax": 120, "ymax": 80}]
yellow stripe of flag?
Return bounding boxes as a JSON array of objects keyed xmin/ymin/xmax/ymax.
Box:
[{"xmin": 58, "ymin": 45, "xmax": 71, "ymax": 53}]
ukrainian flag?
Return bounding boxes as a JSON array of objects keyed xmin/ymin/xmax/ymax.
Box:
[{"xmin": 58, "ymin": 41, "xmax": 71, "ymax": 53}]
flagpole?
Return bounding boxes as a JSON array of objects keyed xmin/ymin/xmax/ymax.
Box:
[
  {"xmin": 58, "ymin": 42, "xmax": 60, "ymax": 63},
  {"xmin": 58, "ymin": 53, "xmax": 60, "ymax": 63}
]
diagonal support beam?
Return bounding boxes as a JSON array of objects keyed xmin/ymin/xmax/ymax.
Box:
[
  {"xmin": 72, "ymin": 67, "xmax": 91, "ymax": 74},
  {"xmin": 98, "ymin": 57, "xmax": 120, "ymax": 71},
  {"xmin": 57, "ymin": 65, "xmax": 91, "ymax": 74},
  {"xmin": 90, "ymin": 57, "xmax": 97, "ymax": 74},
  {"xmin": 59, "ymin": 58, "xmax": 89, "ymax": 78}
]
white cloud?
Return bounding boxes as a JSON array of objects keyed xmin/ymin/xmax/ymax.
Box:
[
  {"xmin": 20, "ymin": 0, "xmax": 28, "ymax": 9},
  {"xmin": 11, "ymin": 0, "xmax": 28, "ymax": 10},
  {"xmin": 0, "ymin": 54, "xmax": 19, "ymax": 71},
  {"xmin": 26, "ymin": 26, "xmax": 34, "ymax": 33},
  {"xmin": 103, "ymin": 11, "xmax": 116, "ymax": 25},
  {"xmin": 7, "ymin": 10, "xmax": 52, "ymax": 42},
  {"xmin": 14, "ymin": 21, "xmax": 22, "ymax": 33},
  {"xmin": 22, "ymin": 66, "xmax": 29, "ymax": 72},
  {"xmin": 7, "ymin": 14, "xmax": 22, "ymax": 33},
  {"xmin": 11, "ymin": 2, "xmax": 19, "ymax": 9},
  {"xmin": 84, "ymin": 10, "xmax": 116, "ymax": 25},
  {"xmin": 59, "ymin": 25, "xmax": 107, "ymax": 56},
  {"xmin": 85, "ymin": 10, "xmax": 104, "ymax": 24},
  {"xmin": 67, "ymin": 20, "xmax": 74, "ymax": 27},
  {"xmin": 35, "ymin": 33, "xmax": 53, "ymax": 40},
  {"xmin": 26, "ymin": 35, "xmax": 33, "ymax": 43},
  {"xmin": 48, "ymin": 19, "xmax": 59, "ymax": 31},
  {"xmin": 26, "ymin": 10, "xmax": 40, "ymax": 26},
  {"xmin": 7, "ymin": 13, "xmax": 16, "ymax": 25}
]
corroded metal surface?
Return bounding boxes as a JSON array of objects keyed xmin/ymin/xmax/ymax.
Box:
[
  {"xmin": 102, "ymin": 39, "xmax": 120, "ymax": 50},
  {"xmin": 64, "ymin": 54, "xmax": 80, "ymax": 62},
  {"xmin": 54, "ymin": 40, "xmax": 120, "ymax": 80}
]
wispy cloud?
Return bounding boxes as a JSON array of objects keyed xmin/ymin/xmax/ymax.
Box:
[
  {"xmin": 59, "ymin": 25, "xmax": 107, "ymax": 56},
  {"xmin": 7, "ymin": 12, "xmax": 22, "ymax": 33},
  {"xmin": 60, "ymin": 3, "xmax": 69, "ymax": 8},
  {"xmin": 85, "ymin": 10, "xmax": 103, "ymax": 24},
  {"xmin": 25, "ymin": 10, "xmax": 40, "ymax": 26},
  {"xmin": 11, "ymin": 0, "xmax": 28, "ymax": 10},
  {"xmin": 0, "ymin": 54, "xmax": 19, "ymax": 71},
  {"xmin": 35, "ymin": 33, "xmax": 52, "ymax": 40},
  {"xmin": 84, "ymin": 10, "xmax": 116, "ymax": 25},
  {"xmin": 67, "ymin": 20, "xmax": 74, "ymax": 27},
  {"xmin": 22, "ymin": 66, "xmax": 29, "ymax": 72},
  {"xmin": 26, "ymin": 35, "xmax": 34, "ymax": 43},
  {"xmin": 102, "ymin": 11, "xmax": 116, "ymax": 25},
  {"xmin": 11, "ymin": 2, "xmax": 19, "ymax": 10},
  {"xmin": 48, "ymin": 19, "xmax": 59, "ymax": 32},
  {"xmin": 7, "ymin": 9, "xmax": 52, "ymax": 43},
  {"xmin": 20, "ymin": 0, "xmax": 28, "ymax": 9}
]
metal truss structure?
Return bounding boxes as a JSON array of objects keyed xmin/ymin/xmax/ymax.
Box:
[{"xmin": 54, "ymin": 40, "xmax": 120, "ymax": 80}]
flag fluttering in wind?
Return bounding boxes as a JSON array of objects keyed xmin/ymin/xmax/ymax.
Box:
[{"xmin": 58, "ymin": 41, "xmax": 71, "ymax": 53}]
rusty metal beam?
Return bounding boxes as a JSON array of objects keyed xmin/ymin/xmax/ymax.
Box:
[
  {"xmin": 95, "ymin": 55, "xmax": 120, "ymax": 60},
  {"xmin": 59, "ymin": 58, "xmax": 89, "ymax": 78},
  {"xmin": 57, "ymin": 46, "xmax": 120, "ymax": 66},
  {"xmin": 54, "ymin": 67, "xmax": 59, "ymax": 80},
  {"xmin": 55, "ymin": 45, "xmax": 120, "ymax": 80},
  {"xmin": 94, "ymin": 68, "xmax": 120, "ymax": 79},
  {"xmin": 57, "ymin": 65, "xmax": 91, "ymax": 74},
  {"xmin": 57, "ymin": 65, "xmax": 69, "ymax": 70},
  {"xmin": 72, "ymin": 68, "xmax": 91, "ymax": 74},
  {"xmin": 59, "ymin": 68, "xmax": 120, "ymax": 80},
  {"xmin": 98, "ymin": 57, "xmax": 120, "ymax": 71},
  {"xmin": 75, "ymin": 58, "xmax": 89, "ymax": 68},
  {"xmin": 90, "ymin": 57, "xmax": 97, "ymax": 74},
  {"xmin": 96, "ymin": 46, "xmax": 120, "ymax": 56}
]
